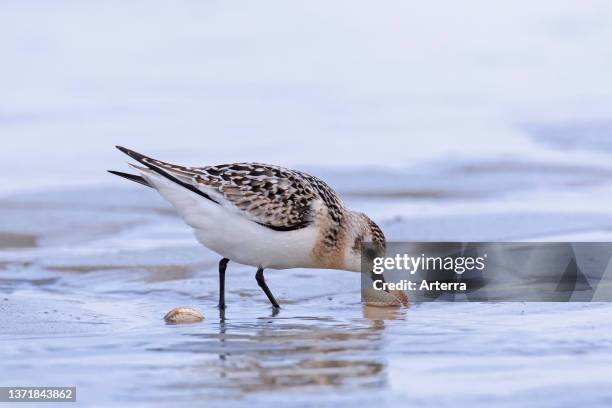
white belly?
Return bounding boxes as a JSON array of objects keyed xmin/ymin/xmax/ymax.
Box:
[
  {"xmin": 194, "ymin": 219, "xmax": 319, "ymax": 269},
  {"xmin": 143, "ymin": 171, "xmax": 319, "ymax": 269}
]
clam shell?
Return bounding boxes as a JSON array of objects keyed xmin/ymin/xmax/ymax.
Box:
[
  {"xmin": 362, "ymin": 287, "xmax": 409, "ymax": 307},
  {"xmin": 164, "ymin": 307, "xmax": 204, "ymax": 324}
]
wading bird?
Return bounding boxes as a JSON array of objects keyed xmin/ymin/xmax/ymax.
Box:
[{"xmin": 110, "ymin": 146, "xmax": 407, "ymax": 309}]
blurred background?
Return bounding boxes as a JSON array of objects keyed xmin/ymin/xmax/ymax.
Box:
[
  {"xmin": 3, "ymin": 2, "xmax": 612, "ymax": 407},
  {"xmin": 2, "ymin": 1, "xmax": 612, "ymax": 194}
]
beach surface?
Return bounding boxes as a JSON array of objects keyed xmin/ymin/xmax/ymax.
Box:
[
  {"xmin": 2, "ymin": 163, "xmax": 612, "ymax": 407},
  {"xmin": 3, "ymin": 1, "xmax": 612, "ymax": 406}
]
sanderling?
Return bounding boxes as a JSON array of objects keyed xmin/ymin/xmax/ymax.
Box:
[{"xmin": 109, "ymin": 146, "xmax": 407, "ymax": 309}]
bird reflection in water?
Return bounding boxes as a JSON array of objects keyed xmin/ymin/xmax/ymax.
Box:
[{"xmin": 161, "ymin": 305, "xmax": 406, "ymax": 397}]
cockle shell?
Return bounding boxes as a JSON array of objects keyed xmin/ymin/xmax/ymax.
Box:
[
  {"xmin": 164, "ymin": 307, "xmax": 204, "ymax": 324},
  {"xmin": 362, "ymin": 287, "xmax": 409, "ymax": 307}
]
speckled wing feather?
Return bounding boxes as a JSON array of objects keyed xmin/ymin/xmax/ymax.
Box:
[{"xmin": 115, "ymin": 147, "xmax": 344, "ymax": 231}]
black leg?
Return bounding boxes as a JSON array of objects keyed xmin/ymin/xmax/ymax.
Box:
[
  {"xmin": 218, "ymin": 258, "xmax": 229, "ymax": 309},
  {"xmin": 255, "ymin": 267, "xmax": 280, "ymax": 308}
]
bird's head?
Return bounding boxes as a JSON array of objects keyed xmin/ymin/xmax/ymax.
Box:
[
  {"xmin": 344, "ymin": 212, "xmax": 408, "ymax": 307},
  {"xmin": 343, "ymin": 212, "xmax": 386, "ymax": 272}
]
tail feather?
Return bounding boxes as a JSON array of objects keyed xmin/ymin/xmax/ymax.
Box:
[
  {"xmin": 108, "ymin": 170, "xmax": 152, "ymax": 188},
  {"xmin": 115, "ymin": 145, "xmax": 154, "ymax": 164},
  {"xmin": 113, "ymin": 146, "xmax": 217, "ymax": 204}
]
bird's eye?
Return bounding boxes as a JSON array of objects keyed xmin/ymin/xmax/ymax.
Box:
[
  {"xmin": 364, "ymin": 247, "xmax": 377, "ymax": 261},
  {"xmin": 352, "ymin": 236, "xmax": 363, "ymax": 252}
]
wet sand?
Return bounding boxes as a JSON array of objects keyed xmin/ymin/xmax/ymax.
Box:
[
  {"xmin": 3, "ymin": 1, "xmax": 612, "ymax": 405},
  {"xmin": 2, "ymin": 174, "xmax": 612, "ymax": 407}
]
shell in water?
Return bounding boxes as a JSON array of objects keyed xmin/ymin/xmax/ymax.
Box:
[
  {"xmin": 164, "ymin": 307, "xmax": 204, "ymax": 324},
  {"xmin": 362, "ymin": 287, "xmax": 409, "ymax": 307}
]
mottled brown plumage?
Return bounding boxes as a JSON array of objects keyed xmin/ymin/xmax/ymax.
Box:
[
  {"xmin": 110, "ymin": 146, "xmax": 407, "ymax": 309},
  {"xmin": 133, "ymin": 154, "xmax": 346, "ymax": 232}
]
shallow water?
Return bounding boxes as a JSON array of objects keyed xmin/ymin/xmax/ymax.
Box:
[
  {"xmin": 3, "ymin": 2, "xmax": 612, "ymax": 405},
  {"xmin": 2, "ymin": 168, "xmax": 612, "ymax": 407}
]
